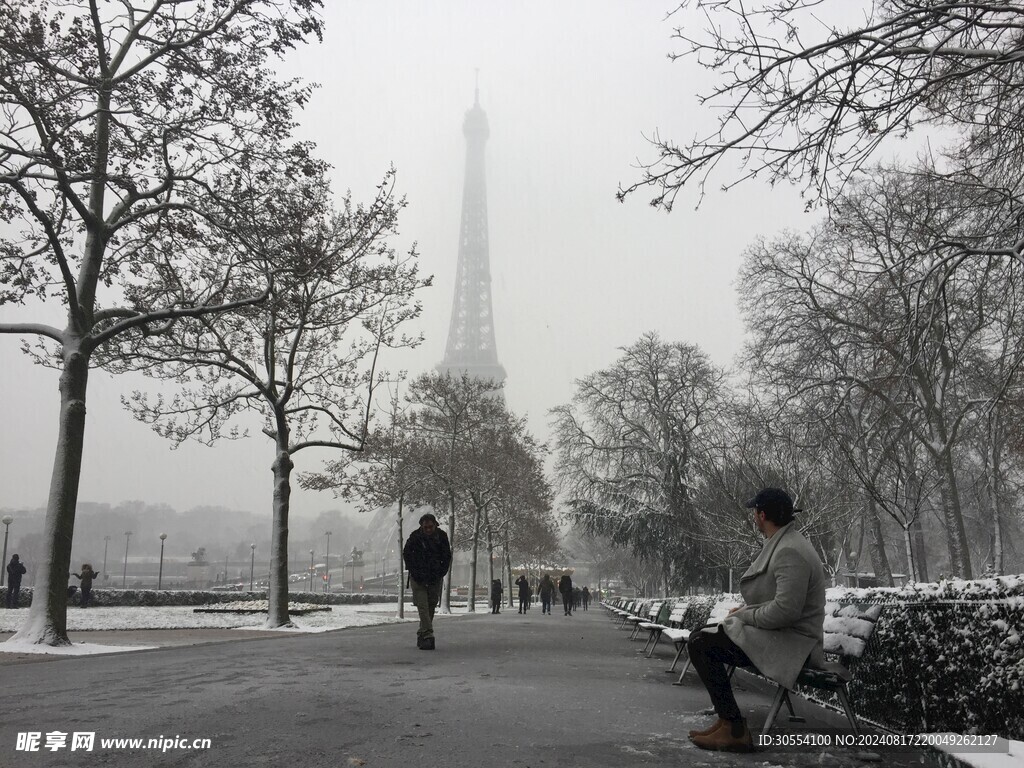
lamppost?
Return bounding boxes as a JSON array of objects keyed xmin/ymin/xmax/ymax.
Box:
[
  {"xmin": 381, "ymin": 554, "xmax": 386, "ymax": 595},
  {"xmin": 250, "ymin": 543, "xmax": 256, "ymax": 591},
  {"xmin": 0, "ymin": 515, "xmax": 12, "ymax": 587},
  {"xmin": 122, "ymin": 531, "xmax": 132, "ymax": 588},
  {"xmin": 102, "ymin": 535, "xmax": 111, "ymax": 580},
  {"xmin": 324, "ymin": 531, "xmax": 332, "ymax": 592},
  {"xmin": 308, "ymin": 549, "xmax": 314, "ymax": 592},
  {"xmin": 157, "ymin": 533, "xmax": 167, "ymax": 589}
]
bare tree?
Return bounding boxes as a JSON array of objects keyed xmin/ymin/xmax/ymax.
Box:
[
  {"xmin": 302, "ymin": 388, "xmax": 427, "ymax": 618},
  {"xmin": 403, "ymin": 371, "xmax": 505, "ymax": 613},
  {"xmin": 739, "ymin": 168, "xmax": 1024, "ymax": 577},
  {"xmin": 622, "ymin": 0, "xmax": 1024, "ymax": 241},
  {"xmin": 0, "ymin": 0, "xmax": 322, "ymax": 646},
  {"xmin": 117, "ymin": 169, "xmax": 427, "ymax": 627},
  {"xmin": 552, "ymin": 332, "xmax": 727, "ymax": 590}
]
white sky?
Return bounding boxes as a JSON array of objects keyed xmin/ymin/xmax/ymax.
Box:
[{"xmin": 0, "ymin": 1, "xmax": 814, "ymax": 518}]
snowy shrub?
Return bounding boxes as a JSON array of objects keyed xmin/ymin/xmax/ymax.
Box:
[{"xmin": 4, "ymin": 587, "xmax": 395, "ymax": 609}]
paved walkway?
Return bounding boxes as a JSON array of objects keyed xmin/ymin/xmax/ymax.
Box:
[{"xmin": 0, "ymin": 606, "xmax": 943, "ymax": 767}]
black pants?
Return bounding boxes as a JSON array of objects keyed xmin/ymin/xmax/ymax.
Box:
[
  {"xmin": 491, "ymin": 597, "xmax": 501, "ymax": 613},
  {"xmin": 518, "ymin": 596, "xmax": 528, "ymax": 613},
  {"xmin": 80, "ymin": 585, "xmax": 92, "ymax": 607},
  {"xmin": 5, "ymin": 584, "xmax": 20, "ymax": 609},
  {"xmin": 687, "ymin": 625, "xmax": 753, "ymax": 722},
  {"xmin": 561, "ymin": 593, "xmax": 572, "ymax": 614}
]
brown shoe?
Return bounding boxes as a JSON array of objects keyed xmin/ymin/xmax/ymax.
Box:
[
  {"xmin": 688, "ymin": 718, "xmax": 727, "ymax": 739},
  {"xmin": 690, "ymin": 719, "xmax": 754, "ymax": 752}
]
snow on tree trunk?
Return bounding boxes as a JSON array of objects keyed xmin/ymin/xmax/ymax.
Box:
[
  {"xmin": 265, "ymin": 444, "xmax": 294, "ymax": 629},
  {"xmin": 10, "ymin": 347, "xmax": 89, "ymax": 646}
]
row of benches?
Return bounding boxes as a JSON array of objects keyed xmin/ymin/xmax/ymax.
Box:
[{"xmin": 602, "ymin": 596, "xmax": 883, "ymax": 736}]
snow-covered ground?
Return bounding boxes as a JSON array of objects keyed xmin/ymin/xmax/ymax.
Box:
[{"xmin": 0, "ymin": 601, "xmax": 432, "ymax": 655}]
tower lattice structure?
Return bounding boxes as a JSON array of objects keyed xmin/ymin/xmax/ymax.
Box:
[{"xmin": 437, "ymin": 89, "xmax": 506, "ymax": 386}]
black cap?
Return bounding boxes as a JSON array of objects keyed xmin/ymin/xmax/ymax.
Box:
[{"xmin": 744, "ymin": 487, "xmax": 796, "ymax": 518}]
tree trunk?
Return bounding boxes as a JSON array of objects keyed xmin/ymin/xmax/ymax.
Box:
[
  {"xmin": 396, "ymin": 495, "xmax": 405, "ymax": 619},
  {"xmin": 441, "ymin": 491, "xmax": 456, "ymax": 614},
  {"xmin": 265, "ymin": 438, "xmax": 294, "ymax": 628},
  {"xmin": 866, "ymin": 497, "xmax": 894, "ymax": 586},
  {"xmin": 911, "ymin": 517, "xmax": 929, "ymax": 582},
  {"xmin": 902, "ymin": 526, "xmax": 917, "ymax": 582},
  {"xmin": 937, "ymin": 454, "xmax": 973, "ymax": 579},
  {"xmin": 12, "ymin": 345, "xmax": 89, "ymax": 646},
  {"xmin": 467, "ymin": 499, "xmax": 483, "ymax": 613},
  {"xmin": 985, "ymin": 416, "xmax": 1005, "ymax": 576}
]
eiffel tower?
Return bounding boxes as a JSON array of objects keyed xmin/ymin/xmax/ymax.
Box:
[{"xmin": 437, "ymin": 86, "xmax": 506, "ymax": 387}]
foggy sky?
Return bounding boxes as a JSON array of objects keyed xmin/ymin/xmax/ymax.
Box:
[{"xmin": 0, "ymin": 1, "xmax": 812, "ymax": 520}]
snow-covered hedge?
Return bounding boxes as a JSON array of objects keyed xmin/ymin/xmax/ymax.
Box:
[
  {"xmin": 0, "ymin": 587, "xmax": 395, "ymax": 608},
  {"xmin": 672, "ymin": 577, "xmax": 1023, "ymax": 740},
  {"xmin": 826, "ymin": 576, "xmax": 1023, "ymax": 740}
]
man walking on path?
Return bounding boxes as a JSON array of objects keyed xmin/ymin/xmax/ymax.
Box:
[
  {"xmin": 403, "ymin": 514, "xmax": 452, "ymax": 650},
  {"xmin": 516, "ymin": 574, "xmax": 530, "ymax": 614},
  {"xmin": 687, "ymin": 487, "xmax": 826, "ymax": 753},
  {"xmin": 558, "ymin": 572, "xmax": 573, "ymax": 616}
]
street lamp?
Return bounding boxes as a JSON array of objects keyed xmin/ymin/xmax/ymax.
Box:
[
  {"xmin": 157, "ymin": 533, "xmax": 167, "ymax": 590},
  {"xmin": 250, "ymin": 543, "xmax": 256, "ymax": 591},
  {"xmin": 381, "ymin": 554, "xmax": 386, "ymax": 595},
  {"xmin": 324, "ymin": 531, "xmax": 332, "ymax": 592},
  {"xmin": 122, "ymin": 531, "xmax": 132, "ymax": 588},
  {"xmin": 102, "ymin": 535, "xmax": 111, "ymax": 581},
  {"xmin": 308, "ymin": 549, "xmax": 315, "ymax": 592},
  {"xmin": 0, "ymin": 515, "xmax": 12, "ymax": 587}
]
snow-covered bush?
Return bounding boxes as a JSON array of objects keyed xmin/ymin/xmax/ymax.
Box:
[
  {"xmin": 826, "ymin": 576, "xmax": 1023, "ymax": 740},
  {"xmin": 1, "ymin": 587, "xmax": 394, "ymax": 608}
]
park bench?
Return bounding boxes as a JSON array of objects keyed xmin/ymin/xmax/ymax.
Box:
[
  {"xmin": 616, "ymin": 600, "xmax": 647, "ymax": 629},
  {"xmin": 610, "ymin": 599, "xmax": 636, "ymax": 625},
  {"xmin": 668, "ymin": 598, "xmax": 742, "ymax": 685},
  {"xmin": 640, "ymin": 601, "xmax": 689, "ymax": 657},
  {"xmin": 629, "ymin": 601, "xmax": 667, "ymax": 640},
  {"xmin": 744, "ymin": 601, "xmax": 884, "ymax": 735},
  {"xmin": 621, "ymin": 600, "xmax": 658, "ymax": 634}
]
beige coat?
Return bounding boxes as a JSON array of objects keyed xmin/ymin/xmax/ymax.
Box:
[{"xmin": 722, "ymin": 522, "xmax": 826, "ymax": 690}]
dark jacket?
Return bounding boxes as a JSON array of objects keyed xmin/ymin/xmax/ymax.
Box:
[
  {"xmin": 516, "ymin": 575, "xmax": 530, "ymax": 598},
  {"xmin": 490, "ymin": 579, "xmax": 503, "ymax": 599},
  {"xmin": 73, "ymin": 567, "xmax": 99, "ymax": 589},
  {"xmin": 403, "ymin": 527, "xmax": 452, "ymax": 586},
  {"xmin": 6, "ymin": 558, "xmax": 26, "ymax": 586},
  {"xmin": 539, "ymin": 576, "xmax": 554, "ymax": 597},
  {"xmin": 558, "ymin": 574, "xmax": 573, "ymax": 595}
]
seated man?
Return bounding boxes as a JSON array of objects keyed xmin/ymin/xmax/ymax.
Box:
[{"xmin": 687, "ymin": 488, "xmax": 826, "ymax": 752}]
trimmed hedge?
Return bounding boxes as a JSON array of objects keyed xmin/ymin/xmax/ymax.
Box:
[{"xmin": 0, "ymin": 587, "xmax": 395, "ymax": 608}]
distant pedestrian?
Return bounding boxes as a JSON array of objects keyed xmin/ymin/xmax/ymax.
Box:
[
  {"xmin": 558, "ymin": 572, "xmax": 573, "ymax": 616},
  {"xmin": 490, "ymin": 579, "xmax": 503, "ymax": 614},
  {"xmin": 403, "ymin": 513, "xmax": 452, "ymax": 651},
  {"xmin": 72, "ymin": 563, "xmax": 100, "ymax": 607},
  {"xmin": 5, "ymin": 554, "xmax": 26, "ymax": 609},
  {"xmin": 581, "ymin": 586, "xmax": 590, "ymax": 611},
  {"xmin": 572, "ymin": 586, "xmax": 581, "ymax": 611},
  {"xmin": 538, "ymin": 574, "xmax": 555, "ymax": 614},
  {"xmin": 515, "ymin": 574, "xmax": 530, "ymax": 614}
]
